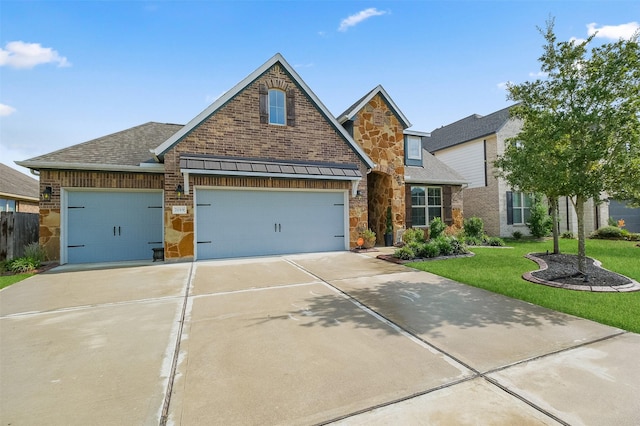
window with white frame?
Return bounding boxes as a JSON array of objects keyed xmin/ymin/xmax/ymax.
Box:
[
  {"xmin": 411, "ymin": 186, "xmax": 442, "ymax": 227},
  {"xmin": 407, "ymin": 136, "xmax": 422, "ymax": 160},
  {"xmin": 268, "ymin": 89, "xmax": 286, "ymax": 125},
  {"xmin": 508, "ymin": 191, "xmax": 533, "ymax": 224}
]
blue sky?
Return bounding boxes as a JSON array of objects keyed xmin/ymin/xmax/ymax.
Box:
[{"xmin": 1, "ymin": 1, "xmax": 638, "ymax": 175}]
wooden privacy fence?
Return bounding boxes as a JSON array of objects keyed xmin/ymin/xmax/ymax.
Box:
[{"xmin": 0, "ymin": 212, "xmax": 39, "ymax": 261}]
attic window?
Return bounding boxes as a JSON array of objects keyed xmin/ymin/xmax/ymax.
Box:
[
  {"xmin": 407, "ymin": 136, "xmax": 422, "ymax": 160},
  {"xmin": 259, "ymin": 84, "xmax": 295, "ymax": 126},
  {"xmin": 269, "ymin": 89, "xmax": 286, "ymax": 125}
]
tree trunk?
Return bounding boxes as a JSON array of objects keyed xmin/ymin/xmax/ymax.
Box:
[
  {"xmin": 572, "ymin": 196, "xmax": 587, "ymax": 273},
  {"xmin": 549, "ymin": 196, "xmax": 560, "ymax": 254}
]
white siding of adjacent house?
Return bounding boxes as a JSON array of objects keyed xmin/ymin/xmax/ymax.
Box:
[{"xmin": 434, "ymin": 140, "xmax": 485, "ymax": 188}]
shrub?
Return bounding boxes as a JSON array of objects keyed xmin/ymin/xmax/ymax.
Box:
[
  {"xmin": 512, "ymin": 230, "xmax": 523, "ymax": 240},
  {"xmin": 607, "ymin": 217, "xmax": 618, "ymax": 227},
  {"xmin": 527, "ymin": 201, "xmax": 552, "ymax": 238},
  {"xmin": 463, "ymin": 217, "xmax": 484, "ymax": 239},
  {"xmin": 429, "ymin": 217, "xmax": 446, "ymax": 240},
  {"xmin": 0, "ymin": 260, "xmax": 10, "ymax": 274},
  {"xmin": 402, "ymin": 228, "xmax": 425, "ymax": 244},
  {"xmin": 418, "ymin": 241, "xmax": 440, "ymax": 258},
  {"xmin": 561, "ymin": 231, "xmax": 574, "ymax": 239},
  {"xmin": 464, "ymin": 236, "xmax": 482, "ymax": 246},
  {"xmin": 9, "ymin": 257, "xmax": 39, "ymax": 273},
  {"xmin": 24, "ymin": 242, "xmax": 47, "ymax": 263},
  {"xmin": 626, "ymin": 233, "xmax": 640, "ymax": 241},
  {"xmin": 448, "ymin": 236, "xmax": 469, "ymax": 255},
  {"xmin": 407, "ymin": 241, "xmax": 422, "ymax": 254},
  {"xmin": 487, "ymin": 237, "xmax": 505, "ymax": 247},
  {"xmin": 394, "ymin": 246, "xmax": 415, "ymax": 260},
  {"xmin": 590, "ymin": 226, "xmax": 625, "ymax": 239},
  {"xmin": 361, "ymin": 229, "xmax": 376, "ymax": 248},
  {"xmin": 434, "ymin": 236, "xmax": 454, "ymax": 256}
]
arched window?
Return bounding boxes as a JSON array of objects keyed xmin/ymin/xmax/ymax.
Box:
[{"xmin": 268, "ymin": 89, "xmax": 286, "ymax": 125}]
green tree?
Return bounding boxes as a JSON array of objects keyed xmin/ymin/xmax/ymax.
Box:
[{"xmin": 495, "ymin": 18, "xmax": 640, "ymax": 272}]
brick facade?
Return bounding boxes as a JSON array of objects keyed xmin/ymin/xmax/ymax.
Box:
[
  {"xmin": 162, "ymin": 63, "xmax": 368, "ymax": 260},
  {"xmin": 38, "ymin": 170, "xmax": 163, "ymax": 261}
]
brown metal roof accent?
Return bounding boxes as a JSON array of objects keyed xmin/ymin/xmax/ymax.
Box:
[{"xmin": 179, "ymin": 155, "xmax": 362, "ymax": 179}]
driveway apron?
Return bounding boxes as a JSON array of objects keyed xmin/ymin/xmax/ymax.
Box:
[{"xmin": 1, "ymin": 252, "xmax": 638, "ymax": 425}]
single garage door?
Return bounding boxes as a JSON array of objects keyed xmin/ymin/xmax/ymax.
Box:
[
  {"xmin": 66, "ymin": 191, "xmax": 163, "ymax": 263},
  {"xmin": 196, "ymin": 189, "xmax": 346, "ymax": 259}
]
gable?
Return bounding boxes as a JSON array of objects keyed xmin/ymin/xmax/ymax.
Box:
[{"xmin": 154, "ymin": 53, "xmax": 373, "ymax": 169}]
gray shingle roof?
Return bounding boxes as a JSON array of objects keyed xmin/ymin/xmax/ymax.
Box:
[
  {"xmin": 404, "ymin": 150, "xmax": 467, "ymax": 185},
  {"xmin": 18, "ymin": 122, "xmax": 183, "ymax": 169},
  {"xmin": 0, "ymin": 163, "xmax": 39, "ymax": 199},
  {"xmin": 425, "ymin": 105, "xmax": 514, "ymax": 152},
  {"xmin": 180, "ymin": 155, "xmax": 362, "ymax": 179}
]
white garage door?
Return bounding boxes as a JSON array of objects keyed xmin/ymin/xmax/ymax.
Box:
[
  {"xmin": 196, "ymin": 189, "xmax": 346, "ymax": 259},
  {"xmin": 66, "ymin": 191, "xmax": 163, "ymax": 264}
]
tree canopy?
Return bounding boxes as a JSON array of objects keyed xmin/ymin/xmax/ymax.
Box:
[{"xmin": 495, "ymin": 18, "xmax": 640, "ymax": 271}]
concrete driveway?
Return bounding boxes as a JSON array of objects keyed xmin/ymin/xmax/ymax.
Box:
[{"xmin": 1, "ymin": 252, "xmax": 638, "ymax": 425}]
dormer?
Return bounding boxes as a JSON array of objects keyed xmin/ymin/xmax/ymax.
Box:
[{"xmin": 404, "ymin": 130, "xmax": 430, "ymax": 167}]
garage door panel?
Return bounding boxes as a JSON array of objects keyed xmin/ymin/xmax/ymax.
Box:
[
  {"xmin": 66, "ymin": 192, "xmax": 163, "ymax": 263},
  {"xmin": 196, "ymin": 189, "xmax": 346, "ymax": 260}
]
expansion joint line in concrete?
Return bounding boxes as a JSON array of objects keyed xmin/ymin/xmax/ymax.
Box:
[
  {"xmin": 286, "ymin": 259, "xmax": 619, "ymax": 426},
  {"xmin": 159, "ymin": 261, "xmax": 195, "ymax": 426}
]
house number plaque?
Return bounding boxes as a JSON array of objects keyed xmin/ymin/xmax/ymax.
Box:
[{"xmin": 172, "ymin": 206, "xmax": 187, "ymax": 214}]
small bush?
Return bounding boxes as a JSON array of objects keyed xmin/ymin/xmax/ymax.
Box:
[
  {"xmin": 463, "ymin": 217, "xmax": 484, "ymax": 239},
  {"xmin": 487, "ymin": 237, "xmax": 505, "ymax": 247},
  {"xmin": 361, "ymin": 229, "xmax": 376, "ymax": 248},
  {"xmin": 394, "ymin": 246, "xmax": 415, "ymax": 260},
  {"xmin": 24, "ymin": 243, "xmax": 47, "ymax": 263},
  {"xmin": 448, "ymin": 236, "xmax": 469, "ymax": 255},
  {"xmin": 607, "ymin": 217, "xmax": 617, "ymax": 227},
  {"xmin": 0, "ymin": 260, "xmax": 10, "ymax": 274},
  {"xmin": 590, "ymin": 226, "xmax": 625, "ymax": 239},
  {"xmin": 434, "ymin": 236, "xmax": 454, "ymax": 256},
  {"xmin": 9, "ymin": 257, "xmax": 39, "ymax": 273},
  {"xmin": 402, "ymin": 228, "xmax": 425, "ymax": 244},
  {"xmin": 429, "ymin": 217, "xmax": 446, "ymax": 240},
  {"xmin": 626, "ymin": 233, "xmax": 640, "ymax": 241},
  {"xmin": 418, "ymin": 241, "xmax": 440, "ymax": 258},
  {"xmin": 407, "ymin": 241, "xmax": 422, "ymax": 254},
  {"xmin": 512, "ymin": 230, "xmax": 523, "ymax": 240},
  {"xmin": 464, "ymin": 236, "xmax": 482, "ymax": 246},
  {"xmin": 561, "ymin": 231, "xmax": 574, "ymax": 239},
  {"xmin": 527, "ymin": 201, "xmax": 552, "ymax": 238}
]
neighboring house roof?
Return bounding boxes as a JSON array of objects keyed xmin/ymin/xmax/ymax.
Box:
[
  {"xmin": 337, "ymin": 84, "xmax": 412, "ymax": 129},
  {"xmin": 16, "ymin": 122, "xmax": 182, "ymax": 173},
  {"xmin": 0, "ymin": 163, "xmax": 39, "ymax": 201},
  {"xmin": 404, "ymin": 150, "xmax": 467, "ymax": 186},
  {"xmin": 426, "ymin": 105, "xmax": 514, "ymax": 152},
  {"xmin": 153, "ymin": 53, "xmax": 375, "ymax": 169}
]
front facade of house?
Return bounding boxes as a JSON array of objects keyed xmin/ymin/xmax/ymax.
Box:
[
  {"xmin": 426, "ymin": 106, "xmax": 608, "ymax": 237},
  {"xmin": 339, "ymin": 86, "xmax": 466, "ymax": 244},
  {"xmin": 18, "ymin": 54, "xmax": 465, "ymax": 264}
]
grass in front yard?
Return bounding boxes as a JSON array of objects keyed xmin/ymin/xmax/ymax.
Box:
[
  {"xmin": 0, "ymin": 273, "xmax": 33, "ymax": 290},
  {"xmin": 408, "ymin": 239, "xmax": 640, "ymax": 333}
]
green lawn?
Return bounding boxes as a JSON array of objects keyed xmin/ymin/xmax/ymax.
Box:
[
  {"xmin": 0, "ymin": 273, "xmax": 33, "ymax": 290},
  {"xmin": 408, "ymin": 239, "xmax": 640, "ymax": 334}
]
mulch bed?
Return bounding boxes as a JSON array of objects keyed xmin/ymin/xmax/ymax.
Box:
[{"xmin": 530, "ymin": 253, "xmax": 630, "ymax": 286}]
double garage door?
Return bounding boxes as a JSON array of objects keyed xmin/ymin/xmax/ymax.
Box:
[
  {"xmin": 196, "ymin": 189, "xmax": 346, "ymax": 260},
  {"xmin": 66, "ymin": 191, "xmax": 163, "ymax": 264},
  {"xmin": 64, "ymin": 189, "xmax": 347, "ymax": 263}
]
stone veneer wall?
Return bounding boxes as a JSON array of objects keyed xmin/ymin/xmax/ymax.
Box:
[
  {"xmin": 38, "ymin": 170, "xmax": 163, "ymax": 261},
  {"xmin": 351, "ymin": 94, "xmax": 405, "ymax": 244},
  {"xmin": 163, "ymin": 63, "xmax": 368, "ymax": 260}
]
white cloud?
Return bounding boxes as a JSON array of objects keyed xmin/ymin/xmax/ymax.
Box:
[
  {"xmin": 0, "ymin": 41, "xmax": 71, "ymax": 69},
  {"xmin": 0, "ymin": 103, "xmax": 16, "ymax": 116},
  {"xmin": 338, "ymin": 8, "xmax": 387, "ymax": 32},
  {"xmin": 569, "ymin": 36, "xmax": 587, "ymax": 45},
  {"xmin": 587, "ymin": 22, "xmax": 639, "ymax": 41}
]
